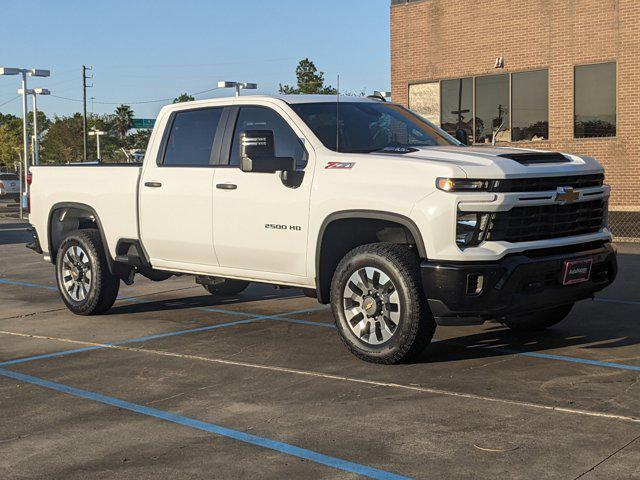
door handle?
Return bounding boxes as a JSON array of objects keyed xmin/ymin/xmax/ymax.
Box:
[
  {"xmin": 144, "ymin": 181, "xmax": 162, "ymax": 188},
  {"xmin": 216, "ymin": 183, "xmax": 237, "ymax": 190}
]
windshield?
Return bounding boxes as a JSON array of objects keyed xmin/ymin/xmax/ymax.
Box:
[{"xmin": 290, "ymin": 102, "xmax": 461, "ymax": 153}]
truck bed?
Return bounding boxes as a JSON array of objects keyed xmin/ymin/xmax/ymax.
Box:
[{"xmin": 29, "ymin": 164, "xmax": 142, "ymax": 259}]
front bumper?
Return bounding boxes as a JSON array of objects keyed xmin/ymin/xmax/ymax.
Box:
[{"xmin": 421, "ymin": 241, "xmax": 617, "ymax": 324}]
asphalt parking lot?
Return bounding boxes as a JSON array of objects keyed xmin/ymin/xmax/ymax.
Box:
[{"xmin": 1, "ymin": 217, "xmax": 639, "ymax": 480}]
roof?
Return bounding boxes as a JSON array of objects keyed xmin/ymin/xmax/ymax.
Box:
[{"xmin": 271, "ymin": 94, "xmax": 381, "ymax": 104}]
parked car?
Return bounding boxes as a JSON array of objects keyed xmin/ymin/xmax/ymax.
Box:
[
  {"xmin": 26, "ymin": 94, "xmax": 617, "ymax": 363},
  {"xmin": 0, "ymin": 172, "xmax": 20, "ymax": 202}
]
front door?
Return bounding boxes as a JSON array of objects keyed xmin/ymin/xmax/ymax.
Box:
[
  {"xmin": 139, "ymin": 106, "xmax": 224, "ymax": 271},
  {"xmin": 213, "ymin": 105, "xmax": 313, "ymax": 278}
]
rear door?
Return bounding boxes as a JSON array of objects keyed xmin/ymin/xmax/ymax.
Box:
[
  {"xmin": 139, "ymin": 106, "xmax": 226, "ymax": 271},
  {"xmin": 212, "ymin": 104, "xmax": 314, "ymax": 277}
]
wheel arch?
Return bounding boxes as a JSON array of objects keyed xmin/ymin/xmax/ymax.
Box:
[
  {"xmin": 47, "ymin": 202, "xmax": 117, "ymax": 274},
  {"xmin": 315, "ymin": 210, "xmax": 427, "ymax": 304}
]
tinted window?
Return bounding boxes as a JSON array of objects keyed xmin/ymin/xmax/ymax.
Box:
[
  {"xmin": 475, "ymin": 74, "xmax": 510, "ymax": 143},
  {"xmin": 163, "ymin": 108, "xmax": 222, "ymax": 166},
  {"xmin": 0, "ymin": 174, "xmax": 19, "ymax": 181},
  {"xmin": 575, "ymin": 62, "xmax": 616, "ymax": 138},
  {"xmin": 512, "ymin": 70, "xmax": 548, "ymax": 141},
  {"xmin": 291, "ymin": 102, "xmax": 459, "ymax": 153},
  {"xmin": 440, "ymin": 78, "xmax": 473, "ymax": 140},
  {"xmin": 230, "ymin": 107, "xmax": 307, "ymax": 168}
]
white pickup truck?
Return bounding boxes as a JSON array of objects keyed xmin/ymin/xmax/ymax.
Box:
[{"xmin": 27, "ymin": 94, "xmax": 617, "ymax": 363}]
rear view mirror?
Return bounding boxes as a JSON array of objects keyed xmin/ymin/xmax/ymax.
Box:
[{"xmin": 240, "ymin": 130, "xmax": 295, "ymax": 173}]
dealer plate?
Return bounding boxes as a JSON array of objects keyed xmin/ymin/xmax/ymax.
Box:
[{"xmin": 562, "ymin": 258, "xmax": 593, "ymax": 285}]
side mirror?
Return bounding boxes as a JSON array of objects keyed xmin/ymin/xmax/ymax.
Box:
[
  {"xmin": 454, "ymin": 128, "xmax": 469, "ymax": 145},
  {"xmin": 240, "ymin": 130, "xmax": 295, "ymax": 173},
  {"xmin": 241, "ymin": 155, "xmax": 295, "ymax": 174}
]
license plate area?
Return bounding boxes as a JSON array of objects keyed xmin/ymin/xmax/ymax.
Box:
[{"xmin": 562, "ymin": 258, "xmax": 593, "ymax": 285}]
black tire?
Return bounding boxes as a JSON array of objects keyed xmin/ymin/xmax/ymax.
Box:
[
  {"xmin": 330, "ymin": 243, "xmax": 436, "ymax": 364},
  {"xmin": 55, "ymin": 229, "xmax": 120, "ymax": 315},
  {"xmin": 202, "ymin": 279, "xmax": 250, "ymax": 296},
  {"xmin": 502, "ymin": 303, "xmax": 574, "ymax": 332}
]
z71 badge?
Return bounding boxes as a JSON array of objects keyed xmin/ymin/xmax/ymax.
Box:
[{"xmin": 325, "ymin": 162, "xmax": 355, "ymax": 169}]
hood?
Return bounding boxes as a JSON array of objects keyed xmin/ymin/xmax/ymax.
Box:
[{"xmin": 370, "ymin": 145, "xmax": 604, "ymax": 179}]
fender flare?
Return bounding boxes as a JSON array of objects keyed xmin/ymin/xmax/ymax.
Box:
[
  {"xmin": 315, "ymin": 210, "xmax": 427, "ymax": 293},
  {"xmin": 47, "ymin": 202, "xmax": 116, "ymax": 273}
]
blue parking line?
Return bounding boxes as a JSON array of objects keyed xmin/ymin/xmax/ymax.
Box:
[
  {"xmin": 0, "ymin": 278, "xmax": 57, "ymax": 291},
  {"xmin": 0, "ymin": 368, "xmax": 410, "ymax": 480}
]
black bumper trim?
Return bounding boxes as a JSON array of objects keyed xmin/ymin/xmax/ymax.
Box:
[
  {"xmin": 421, "ymin": 242, "xmax": 617, "ymax": 320},
  {"xmin": 25, "ymin": 226, "xmax": 43, "ymax": 254}
]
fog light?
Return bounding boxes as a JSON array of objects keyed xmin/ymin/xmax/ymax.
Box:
[
  {"xmin": 466, "ymin": 273, "xmax": 484, "ymax": 296},
  {"xmin": 456, "ymin": 212, "xmax": 491, "ymax": 248}
]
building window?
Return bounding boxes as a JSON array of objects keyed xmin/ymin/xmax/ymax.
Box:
[
  {"xmin": 440, "ymin": 78, "xmax": 473, "ymax": 140},
  {"xmin": 408, "ymin": 82, "xmax": 440, "ymax": 125},
  {"xmin": 574, "ymin": 62, "xmax": 616, "ymax": 138},
  {"xmin": 512, "ymin": 70, "xmax": 548, "ymax": 141},
  {"xmin": 409, "ymin": 69, "xmax": 550, "ymax": 144},
  {"xmin": 475, "ymin": 74, "xmax": 510, "ymax": 144}
]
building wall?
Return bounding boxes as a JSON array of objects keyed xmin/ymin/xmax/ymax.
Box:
[{"xmin": 390, "ymin": 0, "xmax": 640, "ymax": 210}]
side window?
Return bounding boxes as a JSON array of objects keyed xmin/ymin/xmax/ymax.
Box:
[
  {"xmin": 229, "ymin": 107, "xmax": 307, "ymax": 169},
  {"xmin": 162, "ymin": 107, "xmax": 223, "ymax": 166}
]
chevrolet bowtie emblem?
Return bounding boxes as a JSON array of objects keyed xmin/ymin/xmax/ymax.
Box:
[{"xmin": 555, "ymin": 186, "xmax": 580, "ymax": 204}]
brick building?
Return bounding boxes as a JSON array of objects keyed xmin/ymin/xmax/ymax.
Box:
[{"xmin": 390, "ymin": 0, "xmax": 639, "ymax": 239}]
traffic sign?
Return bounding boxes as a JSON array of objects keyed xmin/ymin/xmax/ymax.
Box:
[{"xmin": 132, "ymin": 118, "xmax": 156, "ymax": 129}]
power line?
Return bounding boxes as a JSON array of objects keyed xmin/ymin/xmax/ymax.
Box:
[
  {"xmin": 51, "ymin": 86, "xmax": 223, "ymax": 106},
  {"xmin": 0, "ymin": 96, "xmax": 20, "ymax": 108}
]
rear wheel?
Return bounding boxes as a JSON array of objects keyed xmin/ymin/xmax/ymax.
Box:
[
  {"xmin": 330, "ymin": 243, "xmax": 435, "ymax": 364},
  {"xmin": 202, "ymin": 279, "xmax": 250, "ymax": 296},
  {"xmin": 56, "ymin": 229, "xmax": 120, "ymax": 315},
  {"xmin": 502, "ymin": 303, "xmax": 574, "ymax": 332}
]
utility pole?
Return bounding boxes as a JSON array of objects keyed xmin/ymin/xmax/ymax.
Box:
[{"xmin": 82, "ymin": 65, "xmax": 93, "ymax": 162}]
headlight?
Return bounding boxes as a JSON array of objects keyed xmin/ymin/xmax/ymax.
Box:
[
  {"xmin": 437, "ymin": 178, "xmax": 495, "ymax": 192},
  {"xmin": 456, "ymin": 212, "xmax": 491, "ymax": 248}
]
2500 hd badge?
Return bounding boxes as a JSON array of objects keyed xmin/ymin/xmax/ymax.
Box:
[{"xmin": 265, "ymin": 224, "xmax": 302, "ymax": 231}]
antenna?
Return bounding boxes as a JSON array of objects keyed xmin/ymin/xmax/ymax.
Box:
[{"xmin": 336, "ymin": 75, "xmax": 340, "ymax": 152}]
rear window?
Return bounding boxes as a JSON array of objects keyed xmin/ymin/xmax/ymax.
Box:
[
  {"xmin": 162, "ymin": 107, "xmax": 223, "ymax": 166},
  {"xmin": 0, "ymin": 174, "xmax": 19, "ymax": 181}
]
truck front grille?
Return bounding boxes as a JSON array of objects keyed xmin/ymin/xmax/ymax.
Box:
[
  {"xmin": 487, "ymin": 199, "xmax": 606, "ymax": 243},
  {"xmin": 491, "ymin": 174, "xmax": 604, "ymax": 193}
]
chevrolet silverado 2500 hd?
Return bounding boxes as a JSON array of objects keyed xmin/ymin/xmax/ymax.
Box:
[{"xmin": 27, "ymin": 94, "xmax": 617, "ymax": 364}]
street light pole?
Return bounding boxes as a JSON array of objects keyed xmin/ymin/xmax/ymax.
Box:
[
  {"xmin": 89, "ymin": 129, "xmax": 105, "ymax": 160},
  {"xmin": 217, "ymin": 81, "xmax": 258, "ymax": 97},
  {"xmin": 18, "ymin": 88, "xmax": 51, "ymax": 166},
  {"xmin": 0, "ymin": 66, "xmax": 50, "ymax": 208},
  {"xmin": 20, "ymin": 71, "xmax": 29, "ymax": 179}
]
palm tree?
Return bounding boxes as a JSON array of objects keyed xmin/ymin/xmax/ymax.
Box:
[{"xmin": 112, "ymin": 104, "xmax": 134, "ymax": 139}]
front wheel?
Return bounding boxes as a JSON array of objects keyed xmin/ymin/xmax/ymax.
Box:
[
  {"xmin": 502, "ymin": 303, "xmax": 574, "ymax": 332},
  {"xmin": 330, "ymin": 243, "xmax": 436, "ymax": 364},
  {"xmin": 56, "ymin": 229, "xmax": 120, "ymax": 315}
]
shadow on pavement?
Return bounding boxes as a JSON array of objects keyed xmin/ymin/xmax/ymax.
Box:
[
  {"xmin": 0, "ymin": 223, "xmax": 29, "ymax": 246},
  {"xmin": 110, "ymin": 289, "xmax": 305, "ymax": 316},
  {"xmin": 419, "ymin": 321, "xmax": 640, "ymax": 364}
]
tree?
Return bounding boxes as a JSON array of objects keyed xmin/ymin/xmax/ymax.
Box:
[
  {"xmin": 40, "ymin": 114, "xmax": 85, "ymax": 163},
  {"xmin": 112, "ymin": 104, "xmax": 134, "ymax": 139},
  {"xmin": 0, "ymin": 116, "xmax": 22, "ymax": 170},
  {"xmin": 173, "ymin": 93, "xmax": 195, "ymax": 103},
  {"xmin": 279, "ymin": 58, "xmax": 337, "ymax": 95}
]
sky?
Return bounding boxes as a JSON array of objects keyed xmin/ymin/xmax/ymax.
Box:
[{"xmin": 0, "ymin": 0, "xmax": 390, "ymax": 120}]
